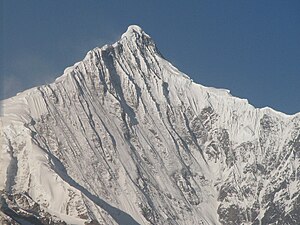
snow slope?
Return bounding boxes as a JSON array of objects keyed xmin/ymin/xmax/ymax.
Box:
[{"xmin": 1, "ymin": 25, "xmax": 299, "ymax": 225}]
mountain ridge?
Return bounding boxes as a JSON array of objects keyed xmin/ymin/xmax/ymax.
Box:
[{"xmin": 3, "ymin": 25, "xmax": 298, "ymax": 117}]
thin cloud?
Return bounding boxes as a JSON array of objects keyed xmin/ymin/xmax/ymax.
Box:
[
  {"xmin": 2, "ymin": 54, "xmax": 58, "ymax": 100},
  {"xmin": 1, "ymin": 75, "xmax": 23, "ymax": 100}
]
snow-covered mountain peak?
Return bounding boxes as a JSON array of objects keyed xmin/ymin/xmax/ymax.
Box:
[
  {"xmin": 121, "ymin": 24, "xmax": 148, "ymax": 39},
  {"xmin": 118, "ymin": 25, "xmax": 158, "ymax": 54},
  {"xmin": 1, "ymin": 25, "xmax": 299, "ymax": 225},
  {"xmin": 56, "ymin": 25, "xmax": 163, "ymax": 87}
]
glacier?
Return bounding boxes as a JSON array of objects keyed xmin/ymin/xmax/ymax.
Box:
[{"xmin": 0, "ymin": 25, "xmax": 299, "ymax": 225}]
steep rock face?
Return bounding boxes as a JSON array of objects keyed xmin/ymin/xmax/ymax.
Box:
[{"xmin": 0, "ymin": 25, "xmax": 299, "ymax": 225}]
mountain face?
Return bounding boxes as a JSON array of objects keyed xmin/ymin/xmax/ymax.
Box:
[{"xmin": 1, "ymin": 25, "xmax": 299, "ymax": 225}]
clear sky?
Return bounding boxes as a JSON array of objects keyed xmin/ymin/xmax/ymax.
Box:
[{"xmin": 1, "ymin": 0, "xmax": 300, "ymax": 114}]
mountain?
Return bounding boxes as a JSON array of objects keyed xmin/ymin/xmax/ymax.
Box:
[{"xmin": 0, "ymin": 25, "xmax": 299, "ymax": 225}]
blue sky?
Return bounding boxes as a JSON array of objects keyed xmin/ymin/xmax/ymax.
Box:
[{"xmin": 1, "ymin": 0, "xmax": 300, "ymax": 114}]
